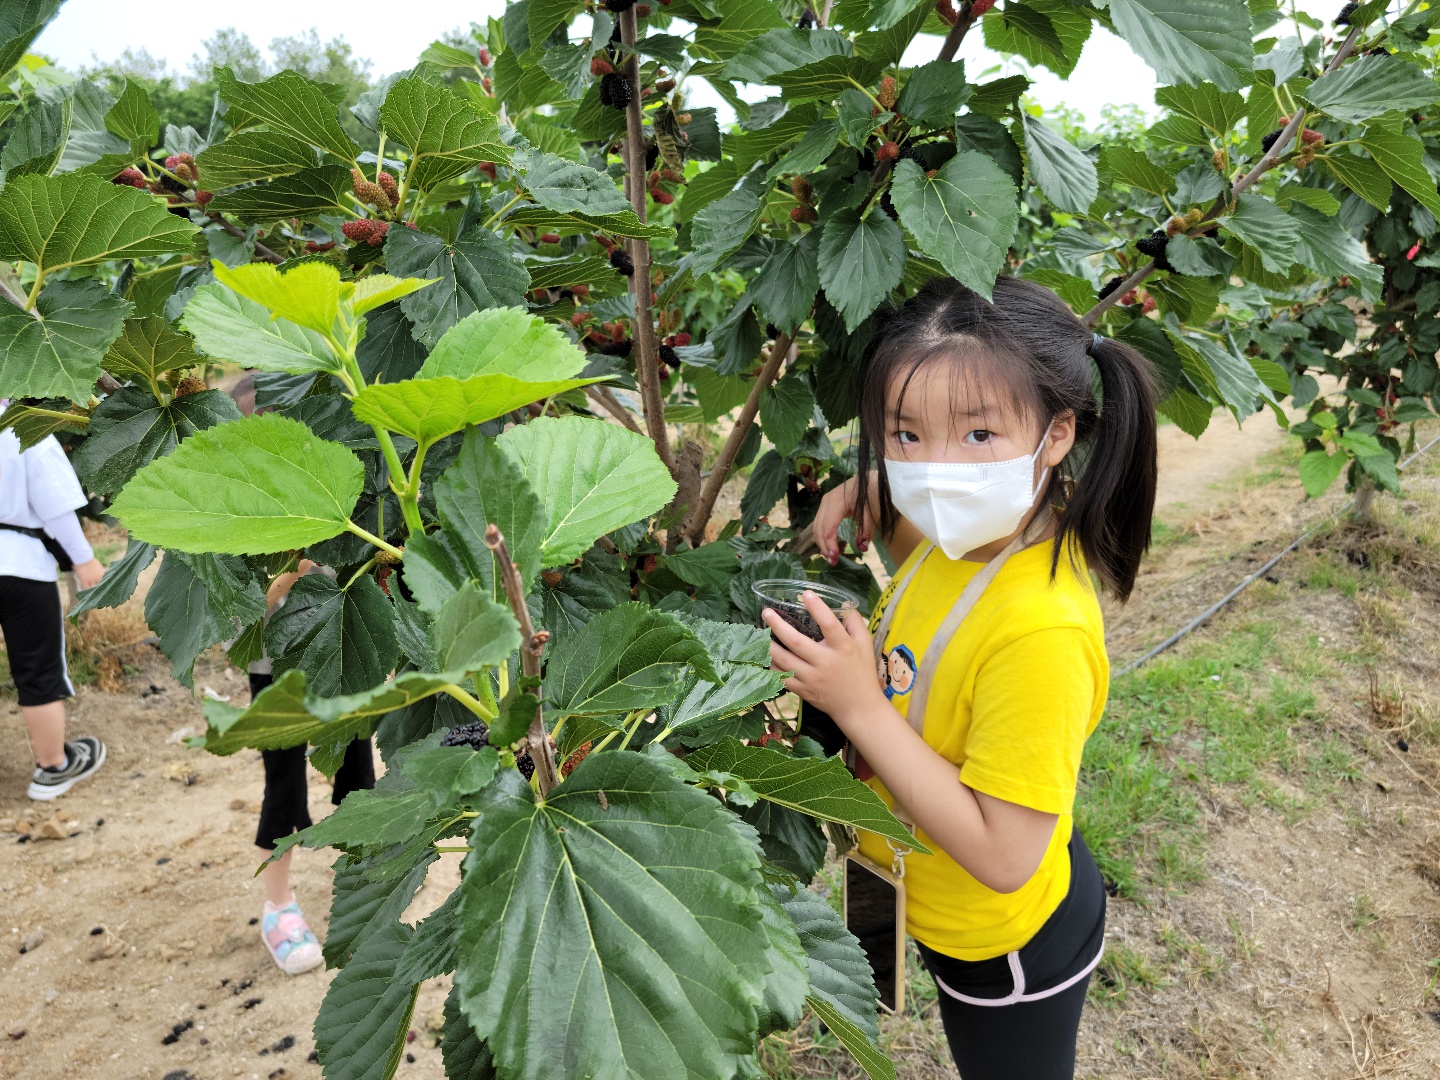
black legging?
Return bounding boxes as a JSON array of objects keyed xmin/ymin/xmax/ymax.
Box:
[
  {"xmin": 251, "ymin": 673, "xmax": 375, "ymax": 849},
  {"xmin": 916, "ymin": 832, "xmax": 1106, "ymax": 1080}
]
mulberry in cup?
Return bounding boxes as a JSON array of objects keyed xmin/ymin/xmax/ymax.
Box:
[{"xmin": 751, "ymin": 579, "xmax": 861, "ymax": 641}]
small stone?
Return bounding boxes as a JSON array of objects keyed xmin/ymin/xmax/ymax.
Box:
[
  {"xmin": 425, "ymin": 1008, "xmax": 445, "ymax": 1032},
  {"xmin": 19, "ymin": 929, "xmax": 43, "ymax": 953},
  {"xmin": 0, "ymin": 818, "xmax": 16, "ymax": 833},
  {"xmin": 90, "ymin": 926, "xmax": 104, "ymax": 936},
  {"xmin": 229, "ymin": 799, "xmax": 247, "ymax": 811},
  {"xmin": 37, "ymin": 816, "xmax": 67, "ymax": 841},
  {"xmin": 162, "ymin": 760, "xmax": 199, "ymax": 785}
]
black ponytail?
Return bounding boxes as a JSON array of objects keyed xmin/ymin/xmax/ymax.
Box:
[{"xmin": 855, "ymin": 276, "xmax": 1158, "ymax": 601}]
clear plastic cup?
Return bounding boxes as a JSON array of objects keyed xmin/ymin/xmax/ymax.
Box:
[{"xmin": 751, "ymin": 579, "xmax": 861, "ymax": 641}]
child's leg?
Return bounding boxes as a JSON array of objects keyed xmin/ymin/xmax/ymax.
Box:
[
  {"xmin": 331, "ymin": 738, "xmax": 375, "ymax": 804},
  {"xmin": 926, "ymin": 972, "xmax": 1090, "ymax": 1079},
  {"xmin": 22, "ymin": 700, "xmax": 66, "ymax": 768}
]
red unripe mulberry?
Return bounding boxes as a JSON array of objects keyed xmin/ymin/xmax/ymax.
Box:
[
  {"xmin": 539, "ymin": 233, "xmax": 561, "ymax": 244},
  {"xmin": 637, "ymin": 3, "xmax": 651, "ymax": 15},
  {"xmin": 342, "ymin": 219, "xmax": 390, "ymax": 245},
  {"xmin": 571, "ymin": 311, "xmax": 589, "ymax": 327},
  {"xmin": 1300, "ymin": 128, "xmax": 1324, "ymax": 146},
  {"xmin": 971, "ymin": 0, "xmax": 995, "ymax": 14},
  {"xmin": 878, "ymin": 76, "xmax": 897, "ymax": 110},
  {"xmin": 478, "ymin": 161, "xmax": 497, "ymax": 180},
  {"xmin": 113, "ymin": 167, "xmax": 146, "ymax": 189},
  {"xmin": 876, "ymin": 141, "xmax": 900, "ymax": 163},
  {"xmin": 590, "ymin": 56, "xmax": 614, "ymax": 77},
  {"xmin": 791, "ymin": 175, "xmax": 813, "ymax": 204},
  {"xmin": 194, "ymin": 190, "xmax": 214, "ymax": 206},
  {"xmin": 673, "ymin": 331, "xmax": 691, "ymax": 346},
  {"xmin": 652, "ymin": 189, "xmax": 674, "ymax": 204},
  {"xmin": 478, "ymin": 48, "xmax": 492, "ymax": 66},
  {"xmin": 377, "ymin": 171, "xmax": 399, "ymax": 203},
  {"xmin": 935, "ymin": 0, "xmax": 958, "ymax": 23},
  {"xmin": 164, "ymin": 153, "xmax": 194, "ymax": 172},
  {"xmin": 1140, "ymin": 293, "xmax": 1156, "ymax": 314},
  {"xmin": 571, "ymin": 284, "xmax": 590, "ymax": 298},
  {"xmin": 481, "ymin": 77, "xmax": 492, "ymax": 92},
  {"xmin": 790, "ymin": 205, "xmax": 818, "ymax": 223}
]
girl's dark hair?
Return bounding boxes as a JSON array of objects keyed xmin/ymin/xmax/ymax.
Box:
[{"xmin": 855, "ymin": 276, "xmax": 1158, "ymax": 601}]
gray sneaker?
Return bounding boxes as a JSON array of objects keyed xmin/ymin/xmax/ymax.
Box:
[{"xmin": 27, "ymin": 736, "xmax": 106, "ymax": 801}]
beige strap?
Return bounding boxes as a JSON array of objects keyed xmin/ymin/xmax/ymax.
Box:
[{"xmin": 873, "ymin": 509, "xmax": 1054, "ymax": 827}]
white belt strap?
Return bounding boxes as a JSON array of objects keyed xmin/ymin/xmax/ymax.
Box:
[{"xmin": 931, "ymin": 942, "xmax": 1105, "ymax": 1008}]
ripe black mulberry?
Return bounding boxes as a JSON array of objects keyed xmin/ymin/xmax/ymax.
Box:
[
  {"xmin": 441, "ymin": 722, "xmax": 490, "ymax": 750},
  {"xmin": 1260, "ymin": 129, "xmax": 1284, "ymax": 153},
  {"xmin": 1098, "ymin": 275, "xmax": 1125, "ymax": 300},
  {"xmin": 1336, "ymin": 2, "xmax": 1357, "ymax": 25},
  {"xmin": 599, "ymin": 339, "xmax": 634, "ymax": 357},
  {"xmin": 609, "ymin": 247, "xmax": 635, "ymax": 275},
  {"xmin": 605, "ymin": 0, "xmax": 636, "ymax": 10},
  {"xmin": 599, "ymin": 72, "xmax": 632, "ymax": 110},
  {"xmin": 658, "ymin": 343, "xmax": 678, "ymax": 365},
  {"xmin": 1136, "ymin": 230, "xmax": 1174, "ymax": 273}
]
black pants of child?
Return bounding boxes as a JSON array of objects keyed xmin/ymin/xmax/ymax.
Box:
[
  {"xmin": 250, "ymin": 673, "xmax": 375, "ymax": 849},
  {"xmin": 916, "ymin": 831, "xmax": 1106, "ymax": 1080}
]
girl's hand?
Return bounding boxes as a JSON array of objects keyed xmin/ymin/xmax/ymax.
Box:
[
  {"xmin": 764, "ymin": 590, "xmax": 886, "ymax": 727},
  {"xmin": 812, "ymin": 474, "xmax": 875, "ymax": 566}
]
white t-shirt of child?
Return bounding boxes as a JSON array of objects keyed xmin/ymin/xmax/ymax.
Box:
[{"xmin": 0, "ymin": 430, "xmax": 91, "ymax": 582}]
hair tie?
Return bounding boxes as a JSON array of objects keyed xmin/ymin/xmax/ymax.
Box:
[{"xmin": 1089, "ymin": 332, "xmax": 1105, "ymax": 355}]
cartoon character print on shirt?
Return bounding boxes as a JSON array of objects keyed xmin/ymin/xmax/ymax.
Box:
[{"xmin": 880, "ymin": 643, "xmax": 917, "ymax": 701}]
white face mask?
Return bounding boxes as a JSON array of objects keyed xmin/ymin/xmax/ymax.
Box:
[{"xmin": 885, "ymin": 428, "xmax": 1051, "ymax": 560}]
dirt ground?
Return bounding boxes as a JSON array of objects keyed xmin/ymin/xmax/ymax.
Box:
[{"xmin": 2, "ymin": 413, "xmax": 1438, "ymax": 1080}]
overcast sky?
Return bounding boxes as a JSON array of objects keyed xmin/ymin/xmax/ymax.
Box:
[{"xmin": 35, "ymin": 0, "xmax": 1349, "ymax": 130}]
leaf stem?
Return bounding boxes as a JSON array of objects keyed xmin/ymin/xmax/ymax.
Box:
[
  {"xmin": 24, "ymin": 269, "xmax": 45, "ymax": 310},
  {"xmin": 616, "ymin": 711, "xmax": 647, "ymax": 752},
  {"xmin": 433, "ymin": 845, "xmax": 470, "ymax": 854},
  {"xmin": 344, "ymin": 520, "xmax": 404, "ymax": 560},
  {"xmin": 484, "ymin": 525, "xmax": 559, "ymax": 794},
  {"xmin": 482, "ymin": 193, "xmax": 526, "ymax": 231},
  {"xmin": 344, "ymin": 556, "xmax": 380, "ymax": 589},
  {"xmin": 443, "ymin": 683, "xmax": 497, "ymax": 721}
]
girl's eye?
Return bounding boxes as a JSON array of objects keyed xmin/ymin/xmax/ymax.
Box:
[
  {"xmin": 966, "ymin": 429, "xmax": 993, "ymax": 444},
  {"xmin": 895, "ymin": 430, "xmax": 920, "ymax": 445}
]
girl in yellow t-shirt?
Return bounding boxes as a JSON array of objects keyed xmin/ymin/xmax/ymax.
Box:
[{"xmin": 762, "ymin": 276, "xmax": 1157, "ymax": 1080}]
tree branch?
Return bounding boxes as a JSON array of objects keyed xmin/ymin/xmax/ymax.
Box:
[
  {"xmin": 206, "ymin": 213, "xmax": 284, "ymax": 266},
  {"xmin": 683, "ymin": 333, "xmax": 793, "ymax": 546},
  {"xmin": 587, "ymin": 384, "xmax": 643, "ymax": 433},
  {"xmin": 484, "ymin": 524, "xmax": 559, "ymax": 795},
  {"xmin": 618, "ymin": 7, "xmax": 675, "ymax": 475},
  {"xmin": 938, "ymin": 8, "xmax": 979, "ymax": 64},
  {"xmin": 1082, "ymin": 23, "xmax": 1365, "ymax": 329}
]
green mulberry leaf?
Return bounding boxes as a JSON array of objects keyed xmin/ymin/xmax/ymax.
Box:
[
  {"xmin": 817, "ymin": 208, "xmax": 906, "ymax": 333},
  {"xmin": 313, "ymin": 921, "xmax": 418, "ymax": 1080},
  {"xmin": 889, "ymin": 153, "xmax": 1017, "ymax": 301},
  {"xmin": 72, "ymin": 385, "xmax": 241, "ymax": 497},
  {"xmin": 265, "ymin": 575, "xmax": 400, "ymax": 699},
  {"xmin": 381, "ymin": 77, "xmax": 510, "ymax": 191},
  {"xmin": 0, "ymin": 280, "xmax": 131, "ymax": 404},
  {"xmin": 385, "ymin": 225, "xmax": 530, "ymax": 348}
]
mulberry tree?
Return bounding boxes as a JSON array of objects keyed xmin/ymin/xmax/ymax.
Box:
[{"xmin": 0, "ymin": 2, "xmax": 1436, "ymax": 1078}]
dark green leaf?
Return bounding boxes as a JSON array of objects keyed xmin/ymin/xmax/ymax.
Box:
[
  {"xmin": 434, "ymin": 429, "xmax": 546, "ymax": 592},
  {"xmin": 1154, "ymin": 83, "xmax": 1246, "ymax": 134},
  {"xmin": 103, "ymin": 316, "xmax": 202, "ymax": 384},
  {"xmin": 685, "ymin": 738, "xmax": 921, "ymax": 847},
  {"xmin": 544, "ymin": 602, "xmax": 715, "ymax": 721},
  {"xmin": 70, "ymin": 539, "xmax": 156, "ymax": 619},
  {"xmin": 724, "ymin": 29, "xmax": 851, "ymax": 83},
  {"xmin": 806, "ymin": 995, "xmax": 894, "ymax": 1080},
  {"xmin": 144, "ymin": 551, "xmax": 252, "ymax": 687},
  {"xmin": 981, "ymin": 0, "xmax": 1092, "ymax": 78},
  {"xmin": 1305, "ymin": 54, "xmax": 1440, "ymax": 122},
  {"xmin": 774, "ymin": 884, "xmax": 880, "ymax": 1038},
  {"xmin": 1221, "ymin": 193, "xmax": 1300, "ymax": 274},
  {"xmin": 325, "ymin": 849, "xmax": 436, "ymax": 969},
  {"xmin": 889, "ymin": 153, "xmax": 1017, "ymax": 300},
  {"xmin": 381, "ymin": 77, "xmax": 510, "ymax": 191},
  {"xmin": 266, "ymin": 575, "xmax": 400, "ymax": 699},
  {"xmin": 453, "ymin": 754, "xmax": 771, "ymax": 1080},
  {"xmin": 1020, "ymin": 114, "xmax": 1097, "ymax": 215},
  {"xmin": 0, "ymin": 280, "xmax": 130, "ymax": 403},
  {"xmin": 1321, "ymin": 151, "xmax": 1393, "ymax": 211},
  {"xmin": 517, "ymin": 148, "xmax": 630, "ymax": 216},
  {"xmin": 1106, "ymin": 0, "xmax": 1253, "ymax": 92},
  {"xmin": 356, "ymin": 303, "xmax": 428, "ymax": 384},
  {"xmin": 73, "ymin": 386, "xmax": 239, "ymax": 497},
  {"xmin": 895, "ymin": 59, "xmax": 970, "ymax": 127},
  {"xmin": 216, "ymin": 67, "xmax": 360, "ymax": 161},
  {"xmin": 440, "ymin": 985, "xmax": 496, "ymax": 1080},
  {"xmin": 684, "ymin": 185, "xmax": 763, "ymax": 277},
  {"xmin": 385, "ymin": 225, "xmax": 531, "ymax": 348},
  {"xmin": 195, "ymin": 131, "xmax": 320, "ymax": 189},
  {"xmin": 661, "ymin": 619, "xmax": 785, "ymax": 737},
  {"xmin": 312, "ymin": 922, "xmax": 417, "ymax": 1080},
  {"xmin": 0, "ymin": 1, "xmax": 62, "ymax": 81},
  {"xmin": 817, "ymin": 208, "xmax": 905, "ymax": 333},
  {"xmin": 1290, "ymin": 204, "xmax": 1384, "ymax": 300},
  {"xmin": 206, "ymin": 164, "xmax": 352, "ymax": 221},
  {"xmin": 760, "ymin": 372, "xmax": 815, "ymax": 457},
  {"xmin": 1360, "ymin": 129, "xmax": 1440, "ymax": 219}
]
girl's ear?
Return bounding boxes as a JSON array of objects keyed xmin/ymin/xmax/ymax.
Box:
[{"xmin": 1040, "ymin": 410, "xmax": 1078, "ymax": 468}]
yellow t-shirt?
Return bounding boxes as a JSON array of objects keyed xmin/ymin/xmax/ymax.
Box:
[{"xmin": 855, "ymin": 538, "xmax": 1108, "ymax": 961}]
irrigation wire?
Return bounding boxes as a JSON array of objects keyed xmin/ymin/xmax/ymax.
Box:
[{"xmin": 1113, "ymin": 431, "xmax": 1440, "ymax": 678}]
